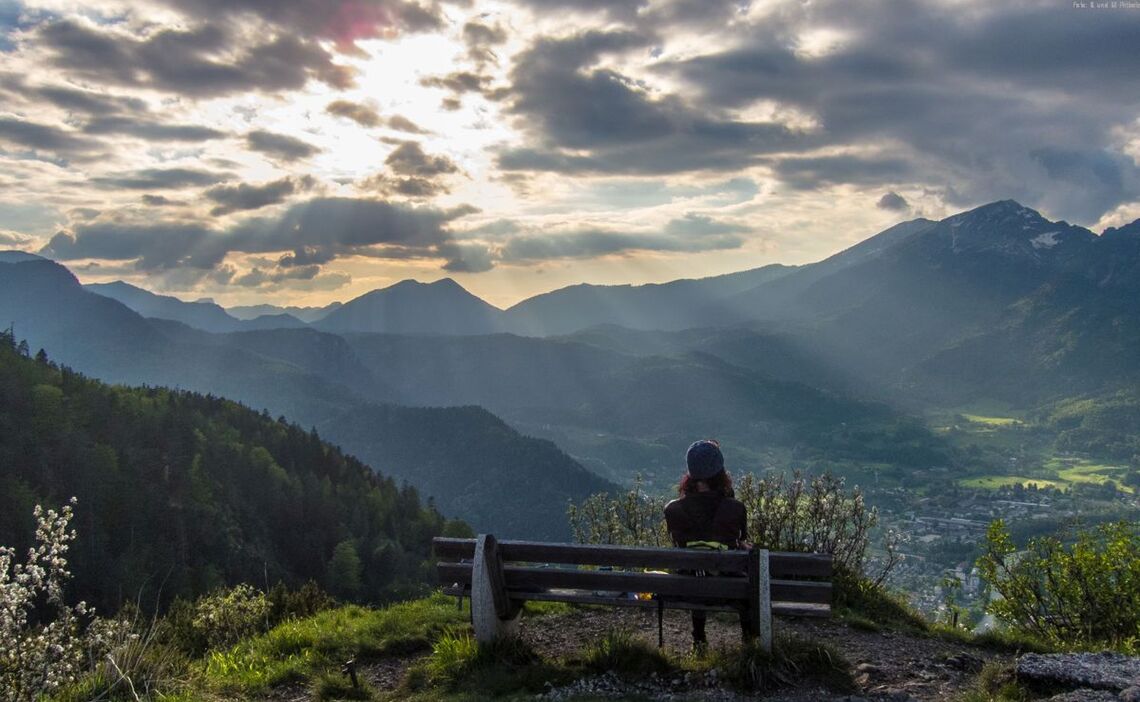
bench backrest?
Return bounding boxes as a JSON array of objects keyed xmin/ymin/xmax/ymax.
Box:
[{"xmin": 433, "ymin": 537, "xmax": 833, "ymax": 606}]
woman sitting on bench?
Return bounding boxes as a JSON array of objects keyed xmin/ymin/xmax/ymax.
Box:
[{"xmin": 663, "ymin": 439, "xmax": 754, "ymax": 651}]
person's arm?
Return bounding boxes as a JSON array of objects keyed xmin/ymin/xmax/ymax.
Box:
[
  {"xmin": 664, "ymin": 500, "xmax": 685, "ymax": 547},
  {"xmin": 737, "ymin": 502, "xmax": 752, "ymax": 550}
]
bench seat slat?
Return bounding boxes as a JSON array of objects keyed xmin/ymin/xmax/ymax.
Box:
[
  {"xmin": 432, "ymin": 538, "xmax": 831, "ymax": 578},
  {"xmin": 436, "ymin": 563, "xmax": 831, "ymax": 604},
  {"xmin": 440, "ymin": 587, "xmax": 831, "ymax": 617},
  {"xmin": 438, "ymin": 562, "xmax": 749, "ymax": 599}
]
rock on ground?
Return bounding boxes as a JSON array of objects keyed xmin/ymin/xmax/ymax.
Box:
[{"xmin": 1017, "ymin": 652, "xmax": 1140, "ymax": 693}]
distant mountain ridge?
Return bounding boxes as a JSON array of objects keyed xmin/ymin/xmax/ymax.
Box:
[
  {"xmin": 0, "ymin": 258, "xmax": 615, "ymax": 538},
  {"xmin": 314, "ymin": 278, "xmax": 506, "ymax": 335},
  {"xmin": 85, "ymin": 281, "xmax": 307, "ymax": 332}
]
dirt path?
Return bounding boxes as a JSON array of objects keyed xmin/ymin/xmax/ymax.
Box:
[
  {"xmin": 521, "ymin": 607, "xmax": 1007, "ymax": 701},
  {"xmin": 256, "ymin": 608, "xmax": 1007, "ymax": 701}
]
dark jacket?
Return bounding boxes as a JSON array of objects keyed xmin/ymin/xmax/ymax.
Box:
[{"xmin": 663, "ymin": 492, "xmax": 749, "ymax": 549}]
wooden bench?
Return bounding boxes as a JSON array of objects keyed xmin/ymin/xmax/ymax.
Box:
[{"xmin": 433, "ymin": 534, "xmax": 833, "ymax": 653}]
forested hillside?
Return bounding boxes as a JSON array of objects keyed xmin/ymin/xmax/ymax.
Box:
[{"xmin": 0, "ymin": 331, "xmax": 464, "ymax": 613}]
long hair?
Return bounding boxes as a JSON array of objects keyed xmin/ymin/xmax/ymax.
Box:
[{"xmin": 678, "ymin": 470, "xmax": 733, "ymax": 497}]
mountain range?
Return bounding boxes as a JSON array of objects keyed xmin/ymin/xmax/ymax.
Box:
[{"xmin": 4, "ymin": 199, "xmax": 1139, "ymax": 536}]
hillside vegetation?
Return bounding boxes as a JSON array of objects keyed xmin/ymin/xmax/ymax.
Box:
[{"xmin": 0, "ymin": 330, "xmax": 460, "ymax": 612}]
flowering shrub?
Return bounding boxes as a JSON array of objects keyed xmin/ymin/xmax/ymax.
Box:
[
  {"xmin": 567, "ymin": 475, "xmax": 669, "ymax": 547},
  {"xmin": 0, "ymin": 499, "xmax": 121, "ymax": 701},
  {"xmin": 191, "ymin": 583, "xmax": 271, "ymax": 650}
]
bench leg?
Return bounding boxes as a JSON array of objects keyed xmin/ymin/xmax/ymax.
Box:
[
  {"xmin": 472, "ymin": 534, "xmax": 521, "ymax": 643},
  {"xmin": 749, "ymin": 548, "xmax": 773, "ymax": 654}
]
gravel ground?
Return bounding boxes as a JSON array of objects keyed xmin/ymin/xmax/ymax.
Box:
[{"xmin": 257, "ymin": 607, "xmax": 1014, "ymax": 701}]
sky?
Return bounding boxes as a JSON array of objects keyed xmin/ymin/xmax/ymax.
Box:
[{"xmin": 1, "ymin": 0, "xmax": 1138, "ymax": 308}]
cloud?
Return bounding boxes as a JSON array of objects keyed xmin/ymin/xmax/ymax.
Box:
[
  {"xmin": 19, "ymin": 82, "xmax": 147, "ymax": 116},
  {"xmin": 462, "ymin": 20, "xmax": 507, "ymax": 66},
  {"xmin": 141, "ymin": 194, "xmax": 181, "ymax": 206},
  {"xmin": 83, "ymin": 115, "xmax": 226, "ymax": 142},
  {"xmin": 663, "ymin": 213, "xmax": 750, "ymax": 237},
  {"xmin": 0, "ymin": 116, "xmax": 100, "ymax": 157},
  {"xmin": 91, "ymin": 167, "xmax": 232, "ymax": 190},
  {"xmin": 326, "ymin": 99, "xmax": 381, "ymax": 127},
  {"xmin": 877, "ymin": 191, "xmax": 909, "ymax": 212},
  {"xmin": 42, "ymin": 197, "xmax": 476, "ymax": 276},
  {"xmin": 0, "ymin": 229, "xmax": 34, "ymax": 247},
  {"xmin": 510, "ymin": 0, "xmax": 645, "ymax": 21},
  {"xmin": 497, "ymin": 29, "xmax": 809, "ymax": 175},
  {"xmin": 361, "ymin": 173, "xmax": 449, "ymax": 198},
  {"xmin": 385, "ymin": 141, "xmax": 458, "ymax": 177},
  {"xmin": 659, "ymin": 0, "xmax": 1140, "ymax": 222},
  {"xmin": 417, "ymin": 70, "xmax": 501, "ymax": 99},
  {"xmin": 152, "ymin": 0, "xmax": 445, "ymax": 50},
  {"xmin": 772, "ymin": 155, "xmax": 914, "ymax": 191},
  {"xmin": 37, "ymin": 19, "xmax": 354, "ymax": 98},
  {"xmin": 498, "ymin": 226, "xmax": 743, "ymax": 263},
  {"xmin": 438, "ymin": 242, "xmax": 495, "ymax": 273},
  {"xmin": 205, "ymin": 176, "xmax": 312, "ymax": 215},
  {"xmin": 387, "ymin": 114, "xmax": 426, "ymax": 134},
  {"xmin": 246, "ymin": 130, "xmax": 321, "ymax": 161}
]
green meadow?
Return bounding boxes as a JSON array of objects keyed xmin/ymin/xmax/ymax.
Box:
[{"xmin": 959, "ymin": 458, "xmax": 1133, "ymax": 494}]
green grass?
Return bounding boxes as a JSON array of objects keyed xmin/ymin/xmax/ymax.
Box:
[
  {"xmin": 961, "ymin": 414, "xmax": 1022, "ymax": 427},
  {"xmin": 956, "ymin": 661, "xmax": 1032, "ymax": 702},
  {"xmin": 711, "ymin": 633, "xmax": 852, "ymax": 693},
  {"xmin": 201, "ymin": 592, "xmax": 468, "ymax": 695},
  {"xmin": 579, "ymin": 629, "xmax": 673, "ymax": 676},
  {"xmin": 959, "ymin": 457, "xmax": 1134, "ymax": 494}
]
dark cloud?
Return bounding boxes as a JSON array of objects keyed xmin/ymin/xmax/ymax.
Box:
[
  {"xmin": 385, "ymin": 141, "xmax": 459, "ymax": 177},
  {"xmin": 42, "ymin": 223, "xmax": 215, "ymax": 269},
  {"xmin": 663, "ymin": 213, "xmax": 750, "ymax": 237},
  {"xmin": 205, "ymin": 176, "xmax": 311, "ymax": 216},
  {"xmin": 497, "ymin": 29, "xmax": 808, "ymax": 175},
  {"xmin": 141, "ymin": 194, "xmax": 181, "ymax": 206},
  {"xmin": 510, "ymin": 0, "xmax": 645, "ymax": 20},
  {"xmin": 29, "ymin": 84, "xmax": 147, "ymax": 116},
  {"xmin": 38, "ymin": 19, "xmax": 354, "ymax": 98},
  {"xmin": 91, "ymin": 167, "xmax": 232, "ymax": 190},
  {"xmin": 440, "ymin": 96, "xmax": 461, "ymax": 111},
  {"xmin": 438, "ymin": 242, "xmax": 495, "ymax": 273},
  {"xmin": 246, "ymin": 130, "xmax": 321, "ymax": 161},
  {"xmin": 152, "ymin": 0, "xmax": 445, "ymax": 50},
  {"xmin": 387, "ymin": 115, "xmax": 426, "ymax": 134},
  {"xmin": 772, "ymin": 155, "xmax": 914, "ymax": 191},
  {"xmin": 326, "ymin": 99, "xmax": 381, "ymax": 127},
  {"xmin": 42, "ymin": 197, "xmax": 475, "ymax": 276},
  {"xmin": 462, "ymin": 21, "xmax": 507, "ymax": 65},
  {"xmin": 234, "ymin": 263, "xmax": 321, "ymax": 287},
  {"xmin": 1028, "ymin": 148, "xmax": 1137, "ymax": 224},
  {"xmin": 419, "ymin": 70, "xmax": 503, "ymax": 99},
  {"xmin": 277, "ymin": 245, "xmax": 335, "ymax": 267},
  {"xmin": 877, "ymin": 191, "xmax": 909, "ymax": 212},
  {"xmin": 83, "ymin": 115, "xmax": 226, "ymax": 142},
  {"xmin": 659, "ymin": 1, "xmax": 1140, "ymax": 222},
  {"xmin": 361, "ymin": 173, "xmax": 449, "ymax": 198},
  {"xmin": 0, "ymin": 116, "xmax": 100, "ymax": 157}
]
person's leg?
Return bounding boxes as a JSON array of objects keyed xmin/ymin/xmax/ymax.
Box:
[
  {"xmin": 738, "ymin": 607, "xmax": 755, "ymax": 642},
  {"xmin": 691, "ymin": 609, "xmax": 707, "ymax": 649}
]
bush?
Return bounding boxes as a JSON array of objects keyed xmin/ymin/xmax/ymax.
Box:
[
  {"xmin": 0, "ymin": 499, "xmax": 126, "ymax": 702},
  {"xmin": 736, "ymin": 471, "xmax": 878, "ymax": 574},
  {"xmin": 191, "ymin": 583, "xmax": 271, "ymax": 651},
  {"xmin": 977, "ymin": 519, "xmax": 1140, "ymax": 653},
  {"xmin": 567, "ymin": 474, "xmax": 669, "ymax": 547}
]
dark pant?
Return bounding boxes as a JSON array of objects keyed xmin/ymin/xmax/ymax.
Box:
[{"xmin": 691, "ymin": 606, "xmax": 754, "ymax": 644}]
